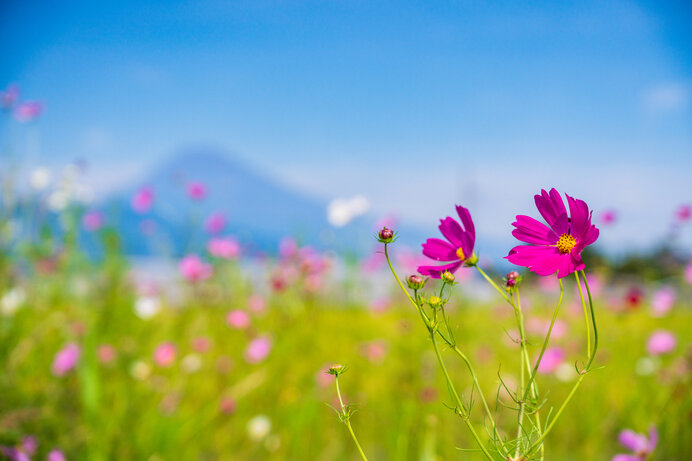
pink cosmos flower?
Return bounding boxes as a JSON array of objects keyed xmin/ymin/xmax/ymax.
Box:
[
  {"xmin": 248, "ymin": 295, "xmax": 266, "ymax": 314},
  {"xmin": 98, "ymin": 344, "xmax": 117, "ymax": 363},
  {"xmin": 179, "ymin": 254, "xmax": 212, "ymax": 282},
  {"xmin": 192, "ymin": 336, "xmax": 211, "ymax": 353},
  {"xmin": 279, "ymin": 237, "xmax": 298, "ymax": 259},
  {"xmin": 599, "ymin": 209, "xmax": 617, "ymax": 225},
  {"xmin": 418, "ymin": 205, "xmax": 476, "ymax": 278},
  {"xmin": 506, "ymin": 189, "xmax": 599, "ymax": 278},
  {"xmin": 205, "ymin": 212, "xmax": 226, "ymax": 234},
  {"xmin": 154, "ymin": 342, "xmax": 177, "ymax": 367},
  {"xmin": 1, "ymin": 436, "xmax": 37, "ymax": 461},
  {"xmin": 47, "ymin": 449, "xmax": 66, "ymax": 461},
  {"xmin": 52, "ymin": 343, "xmax": 80, "ymax": 376},
  {"xmin": 14, "ymin": 101, "xmax": 43, "ymax": 122},
  {"xmin": 226, "ymin": 310, "xmax": 251, "ymax": 329},
  {"xmin": 646, "ymin": 330, "xmax": 676, "ymax": 356},
  {"xmin": 675, "ymin": 204, "xmax": 691, "ymax": 223},
  {"xmin": 187, "ymin": 182, "xmax": 207, "ymax": 200},
  {"xmin": 651, "ymin": 286, "xmax": 676, "ymax": 317},
  {"xmin": 613, "ymin": 427, "xmax": 657, "ymax": 461},
  {"xmin": 207, "ymin": 237, "xmax": 240, "ymax": 259},
  {"xmin": 131, "ymin": 187, "xmax": 154, "ymax": 214},
  {"xmin": 536, "ymin": 347, "xmax": 565, "ymax": 374},
  {"xmin": 219, "ymin": 396, "xmax": 237, "ymax": 414},
  {"xmin": 1, "ymin": 84, "xmax": 19, "ymax": 109},
  {"xmin": 245, "ymin": 336, "xmax": 272, "ymax": 364},
  {"xmin": 82, "ymin": 210, "xmax": 105, "ymax": 231}
]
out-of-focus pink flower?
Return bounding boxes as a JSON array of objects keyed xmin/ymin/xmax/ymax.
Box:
[
  {"xmin": 98, "ymin": 344, "xmax": 117, "ymax": 363},
  {"xmin": 192, "ymin": 336, "xmax": 211, "ymax": 353},
  {"xmin": 624, "ymin": 287, "xmax": 644, "ymax": 311},
  {"xmin": 686, "ymin": 261, "xmax": 692, "ymax": 285},
  {"xmin": 599, "ymin": 209, "xmax": 617, "ymax": 225},
  {"xmin": 375, "ymin": 215, "xmax": 398, "ymax": 232},
  {"xmin": 132, "ymin": 187, "xmax": 154, "ymax": 214},
  {"xmin": 248, "ymin": 295, "xmax": 266, "ymax": 314},
  {"xmin": 205, "ymin": 212, "xmax": 226, "ymax": 234},
  {"xmin": 304, "ymin": 274, "xmax": 322, "ymax": 293},
  {"xmin": 82, "ymin": 210, "xmax": 105, "ymax": 231},
  {"xmin": 675, "ymin": 204, "xmax": 691, "ymax": 223},
  {"xmin": 613, "ymin": 426, "xmax": 657, "ymax": 461},
  {"xmin": 279, "ymin": 237, "xmax": 298, "ymax": 259},
  {"xmin": 360, "ymin": 249, "xmax": 386, "ymax": 273},
  {"xmin": 52, "ymin": 343, "xmax": 80, "ymax": 377},
  {"xmin": 207, "ymin": 237, "xmax": 240, "ymax": 259},
  {"xmin": 1, "ymin": 84, "xmax": 19, "ymax": 109},
  {"xmin": 646, "ymin": 330, "xmax": 676, "ymax": 356},
  {"xmin": 227, "ymin": 310, "xmax": 251, "ymax": 329},
  {"xmin": 369, "ymin": 297, "xmax": 390, "ymax": 313},
  {"xmin": 47, "ymin": 449, "xmax": 66, "ymax": 461},
  {"xmin": 219, "ymin": 396, "xmax": 237, "ymax": 414},
  {"xmin": 245, "ymin": 336, "xmax": 272, "ymax": 364},
  {"xmin": 651, "ymin": 286, "xmax": 676, "ymax": 317},
  {"xmin": 14, "ymin": 101, "xmax": 43, "ymax": 122},
  {"xmin": 315, "ymin": 365, "xmax": 333, "ymax": 388},
  {"xmin": 538, "ymin": 275, "xmax": 560, "ymax": 293},
  {"xmin": 361, "ymin": 340, "xmax": 388, "ymax": 364},
  {"xmin": 187, "ymin": 182, "xmax": 207, "ymax": 200},
  {"xmin": 179, "ymin": 254, "xmax": 212, "ymax": 282},
  {"xmin": 536, "ymin": 347, "xmax": 564, "ymax": 374},
  {"xmin": 154, "ymin": 342, "xmax": 177, "ymax": 367},
  {"xmin": 0, "ymin": 436, "xmax": 37, "ymax": 461},
  {"xmin": 527, "ymin": 318, "xmax": 567, "ymax": 340}
]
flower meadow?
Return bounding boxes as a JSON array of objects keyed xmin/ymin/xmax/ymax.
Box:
[{"xmin": 1, "ymin": 86, "xmax": 691, "ymax": 460}]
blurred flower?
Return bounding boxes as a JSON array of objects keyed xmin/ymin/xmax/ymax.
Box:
[
  {"xmin": 651, "ymin": 286, "xmax": 676, "ymax": 317},
  {"xmin": 1, "ymin": 287, "xmax": 26, "ymax": 315},
  {"xmin": 181, "ymin": 354, "xmax": 202, "ymax": 373},
  {"xmin": 624, "ymin": 287, "xmax": 644, "ymax": 311},
  {"xmin": 205, "ymin": 212, "xmax": 226, "ymax": 234},
  {"xmin": 646, "ymin": 330, "xmax": 676, "ymax": 356},
  {"xmin": 192, "ymin": 336, "xmax": 211, "ymax": 353},
  {"xmin": 82, "ymin": 210, "xmax": 105, "ymax": 231},
  {"xmin": 635, "ymin": 357, "xmax": 659, "ymax": 376},
  {"xmin": 685, "ymin": 261, "xmax": 692, "ymax": 285},
  {"xmin": 599, "ymin": 209, "xmax": 617, "ymax": 225},
  {"xmin": 279, "ymin": 237, "xmax": 298, "ymax": 259},
  {"xmin": 219, "ymin": 396, "xmax": 237, "ymax": 414},
  {"xmin": 98, "ymin": 344, "xmax": 117, "ymax": 364},
  {"xmin": 179, "ymin": 255, "xmax": 212, "ymax": 282},
  {"xmin": 134, "ymin": 296, "xmax": 161, "ymax": 319},
  {"xmin": 29, "ymin": 167, "xmax": 51, "ymax": 191},
  {"xmin": 248, "ymin": 295, "xmax": 266, "ymax": 314},
  {"xmin": 527, "ymin": 318, "xmax": 567, "ymax": 340},
  {"xmin": 52, "ymin": 343, "xmax": 80, "ymax": 377},
  {"xmin": 227, "ymin": 310, "xmax": 251, "ymax": 329},
  {"xmin": 418, "ymin": 205, "xmax": 476, "ymax": 278},
  {"xmin": 613, "ymin": 427, "xmax": 657, "ymax": 461},
  {"xmin": 247, "ymin": 415, "xmax": 272, "ymax": 441},
  {"xmin": 507, "ymin": 189, "xmax": 599, "ymax": 278},
  {"xmin": 675, "ymin": 204, "xmax": 691, "ymax": 223},
  {"xmin": 187, "ymin": 182, "xmax": 207, "ymax": 200},
  {"xmin": 131, "ymin": 187, "xmax": 154, "ymax": 214},
  {"xmin": 0, "ymin": 83, "xmax": 19, "ymax": 109},
  {"xmin": 130, "ymin": 361, "xmax": 151, "ymax": 380},
  {"xmin": 536, "ymin": 347, "xmax": 565, "ymax": 374},
  {"xmin": 47, "ymin": 449, "xmax": 66, "ymax": 461},
  {"xmin": 47, "ymin": 190, "xmax": 70, "ymax": 212},
  {"xmin": 361, "ymin": 340, "xmax": 388, "ymax": 363},
  {"xmin": 0, "ymin": 435, "xmax": 37, "ymax": 461},
  {"xmin": 327, "ymin": 195, "xmax": 369, "ymax": 227},
  {"xmin": 14, "ymin": 101, "xmax": 43, "ymax": 122},
  {"xmin": 208, "ymin": 237, "xmax": 240, "ymax": 259},
  {"xmin": 245, "ymin": 336, "xmax": 272, "ymax": 364},
  {"xmin": 153, "ymin": 342, "xmax": 177, "ymax": 367},
  {"xmin": 555, "ymin": 362, "xmax": 576, "ymax": 382}
]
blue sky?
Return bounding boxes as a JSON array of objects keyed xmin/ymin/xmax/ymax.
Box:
[{"xmin": 1, "ymin": 0, "xmax": 691, "ymax": 254}]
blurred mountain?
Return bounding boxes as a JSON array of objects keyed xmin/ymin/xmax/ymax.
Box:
[{"xmin": 103, "ymin": 147, "xmax": 428, "ymax": 257}]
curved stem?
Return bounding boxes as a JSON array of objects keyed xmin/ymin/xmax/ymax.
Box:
[
  {"xmin": 581, "ymin": 271, "xmax": 599, "ymax": 371},
  {"xmin": 475, "ymin": 266, "xmax": 512, "ymax": 304},
  {"xmin": 575, "ymin": 272, "xmax": 591, "ymax": 359},
  {"xmin": 335, "ymin": 377, "xmax": 368, "ymax": 461}
]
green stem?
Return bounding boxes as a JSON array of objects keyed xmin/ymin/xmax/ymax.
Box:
[
  {"xmin": 335, "ymin": 376, "xmax": 368, "ymax": 461},
  {"xmin": 575, "ymin": 272, "xmax": 591, "ymax": 359},
  {"xmin": 475, "ymin": 266, "xmax": 512, "ymax": 304}
]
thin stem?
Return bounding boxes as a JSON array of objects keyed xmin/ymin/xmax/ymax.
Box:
[
  {"xmin": 335, "ymin": 376, "xmax": 368, "ymax": 461},
  {"xmin": 581, "ymin": 271, "xmax": 599, "ymax": 371},
  {"xmin": 475, "ymin": 266, "xmax": 512, "ymax": 304},
  {"xmin": 575, "ymin": 272, "xmax": 591, "ymax": 359}
]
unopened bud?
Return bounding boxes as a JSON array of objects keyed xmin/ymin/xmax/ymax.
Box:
[
  {"xmin": 407, "ymin": 274, "xmax": 426, "ymax": 290},
  {"xmin": 441, "ymin": 271, "xmax": 455, "ymax": 284},
  {"xmin": 464, "ymin": 253, "xmax": 478, "ymax": 266},
  {"xmin": 507, "ymin": 271, "xmax": 520, "ymax": 280},
  {"xmin": 428, "ymin": 296, "xmax": 442, "ymax": 307},
  {"xmin": 326, "ymin": 364, "xmax": 347, "ymax": 376},
  {"xmin": 378, "ymin": 226, "xmax": 395, "ymax": 243}
]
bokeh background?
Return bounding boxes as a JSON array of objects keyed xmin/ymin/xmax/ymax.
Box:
[{"xmin": 0, "ymin": 1, "xmax": 690, "ymax": 460}]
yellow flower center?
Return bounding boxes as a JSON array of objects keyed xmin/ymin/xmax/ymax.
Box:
[
  {"xmin": 456, "ymin": 247, "xmax": 466, "ymax": 261},
  {"xmin": 556, "ymin": 234, "xmax": 577, "ymax": 254}
]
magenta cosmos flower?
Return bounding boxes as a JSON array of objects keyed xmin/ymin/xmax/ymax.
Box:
[
  {"xmin": 613, "ymin": 427, "xmax": 657, "ymax": 461},
  {"xmin": 506, "ymin": 188, "xmax": 599, "ymax": 278},
  {"xmin": 417, "ymin": 205, "xmax": 476, "ymax": 278}
]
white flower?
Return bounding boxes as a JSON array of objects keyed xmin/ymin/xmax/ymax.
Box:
[
  {"xmin": 130, "ymin": 361, "xmax": 151, "ymax": 380},
  {"xmin": 247, "ymin": 415, "xmax": 272, "ymax": 441},
  {"xmin": 181, "ymin": 354, "xmax": 202, "ymax": 373},
  {"xmin": 30, "ymin": 167, "xmax": 51, "ymax": 191},
  {"xmin": 135, "ymin": 296, "xmax": 161, "ymax": 319},
  {"xmin": 555, "ymin": 362, "xmax": 576, "ymax": 382},
  {"xmin": 1, "ymin": 287, "xmax": 26, "ymax": 315},
  {"xmin": 327, "ymin": 195, "xmax": 370, "ymax": 227},
  {"xmin": 47, "ymin": 190, "xmax": 70, "ymax": 212}
]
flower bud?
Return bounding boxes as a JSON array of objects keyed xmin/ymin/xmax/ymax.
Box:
[
  {"xmin": 407, "ymin": 274, "xmax": 426, "ymax": 290},
  {"xmin": 464, "ymin": 253, "xmax": 478, "ymax": 267},
  {"xmin": 326, "ymin": 364, "xmax": 347, "ymax": 376},
  {"xmin": 428, "ymin": 296, "xmax": 442, "ymax": 307},
  {"xmin": 441, "ymin": 271, "xmax": 455, "ymax": 284},
  {"xmin": 507, "ymin": 271, "xmax": 520, "ymax": 280},
  {"xmin": 377, "ymin": 226, "xmax": 395, "ymax": 243}
]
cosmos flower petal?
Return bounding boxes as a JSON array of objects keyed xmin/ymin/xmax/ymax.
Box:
[
  {"xmin": 506, "ymin": 245, "xmax": 563, "ymax": 276},
  {"xmin": 566, "ymin": 194, "xmax": 590, "ymax": 238},
  {"xmin": 535, "ymin": 189, "xmax": 569, "ymax": 234},
  {"xmin": 417, "ymin": 261, "xmax": 463, "ymax": 279},
  {"xmin": 647, "ymin": 427, "xmax": 658, "ymax": 451},
  {"xmin": 421, "ymin": 238, "xmax": 458, "ymax": 261},
  {"xmin": 618, "ymin": 430, "xmax": 648, "ymax": 452},
  {"xmin": 512, "ymin": 215, "xmax": 559, "ymax": 245},
  {"xmin": 438, "ymin": 217, "xmax": 464, "ymax": 247},
  {"xmin": 611, "ymin": 455, "xmax": 640, "ymax": 461},
  {"xmin": 456, "ymin": 205, "xmax": 475, "ymax": 245}
]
